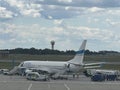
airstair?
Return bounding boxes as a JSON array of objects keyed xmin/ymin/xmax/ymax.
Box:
[{"xmin": 9, "ymin": 66, "xmax": 19, "ymax": 75}]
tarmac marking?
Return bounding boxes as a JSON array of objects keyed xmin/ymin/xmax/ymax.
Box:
[
  {"xmin": 0, "ymin": 80, "xmax": 120, "ymax": 85},
  {"xmin": 64, "ymin": 84, "xmax": 70, "ymax": 90},
  {"xmin": 28, "ymin": 83, "xmax": 32, "ymax": 90},
  {"xmin": 3, "ymin": 81, "xmax": 7, "ymax": 83},
  {"xmin": 48, "ymin": 84, "xmax": 50, "ymax": 89}
]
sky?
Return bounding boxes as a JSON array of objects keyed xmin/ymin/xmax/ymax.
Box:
[{"xmin": 0, "ymin": 0, "xmax": 120, "ymax": 51}]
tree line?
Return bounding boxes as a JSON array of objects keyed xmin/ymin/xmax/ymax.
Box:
[{"xmin": 0, "ymin": 47, "xmax": 119, "ymax": 55}]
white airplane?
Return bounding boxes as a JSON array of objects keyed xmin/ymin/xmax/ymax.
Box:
[{"xmin": 17, "ymin": 40, "xmax": 103, "ymax": 77}]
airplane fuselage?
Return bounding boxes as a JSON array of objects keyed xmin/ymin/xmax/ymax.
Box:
[{"xmin": 19, "ymin": 61, "xmax": 83, "ymax": 74}]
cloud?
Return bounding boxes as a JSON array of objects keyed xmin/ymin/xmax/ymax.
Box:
[
  {"xmin": 0, "ymin": 7, "xmax": 14, "ymax": 18},
  {"xmin": 21, "ymin": 9, "xmax": 41, "ymax": 17},
  {"xmin": 0, "ymin": 23, "xmax": 116, "ymax": 41},
  {"xmin": 53, "ymin": 19, "xmax": 63, "ymax": 25},
  {"xmin": 0, "ymin": 0, "xmax": 120, "ymax": 20},
  {"xmin": 64, "ymin": 26, "xmax": 116, "ymax": 41},
  {"xmin": 0, "ymin": 23, "xmax": 119, "ymax": 49},
  {"xmin": 34, "ymin": 0, "xmax": 120, "ymax": 7},
  {"xmin": 6, "ymin": 0, "xmax": 42, "ymax": 17},
  {"xmin": 106, "ymin": 19, "xmax": 120, "ymax": 26},
  {"xmin": 0, "ymin": 0, "xmax": 42, "ymax": 19},
  {"xmin": 0, "ymin": 0, "xmax": 120, "ymax": 51},
  {"xmin": 87, "ymin": 7, "xmax": 105, "ymax": 13},
  {"xmin": 58, "ymin": 0, "xmax": 73, "ymax": 3}
]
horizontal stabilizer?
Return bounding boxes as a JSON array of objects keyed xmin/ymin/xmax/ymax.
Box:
[
  {"xmin": 84, "ymin": 62, "xmax": 105, "ymax": 66},
  {"xmin": 84, "ymin": 65, "xmax": 102, "ymax": 69}
]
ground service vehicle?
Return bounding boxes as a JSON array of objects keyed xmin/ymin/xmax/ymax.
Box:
[{"xmin": 26, "ymin": 72, "xmax": 49, "ymax": 81}]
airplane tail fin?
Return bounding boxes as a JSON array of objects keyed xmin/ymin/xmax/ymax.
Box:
[{"xmin": 68, "ymin": 40, "xmax": 87, "ymax": 65}]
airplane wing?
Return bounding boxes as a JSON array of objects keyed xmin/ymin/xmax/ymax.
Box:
[{"xmin": 29, "ymin": 67, "xmax": 52, "ymax": 74}]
